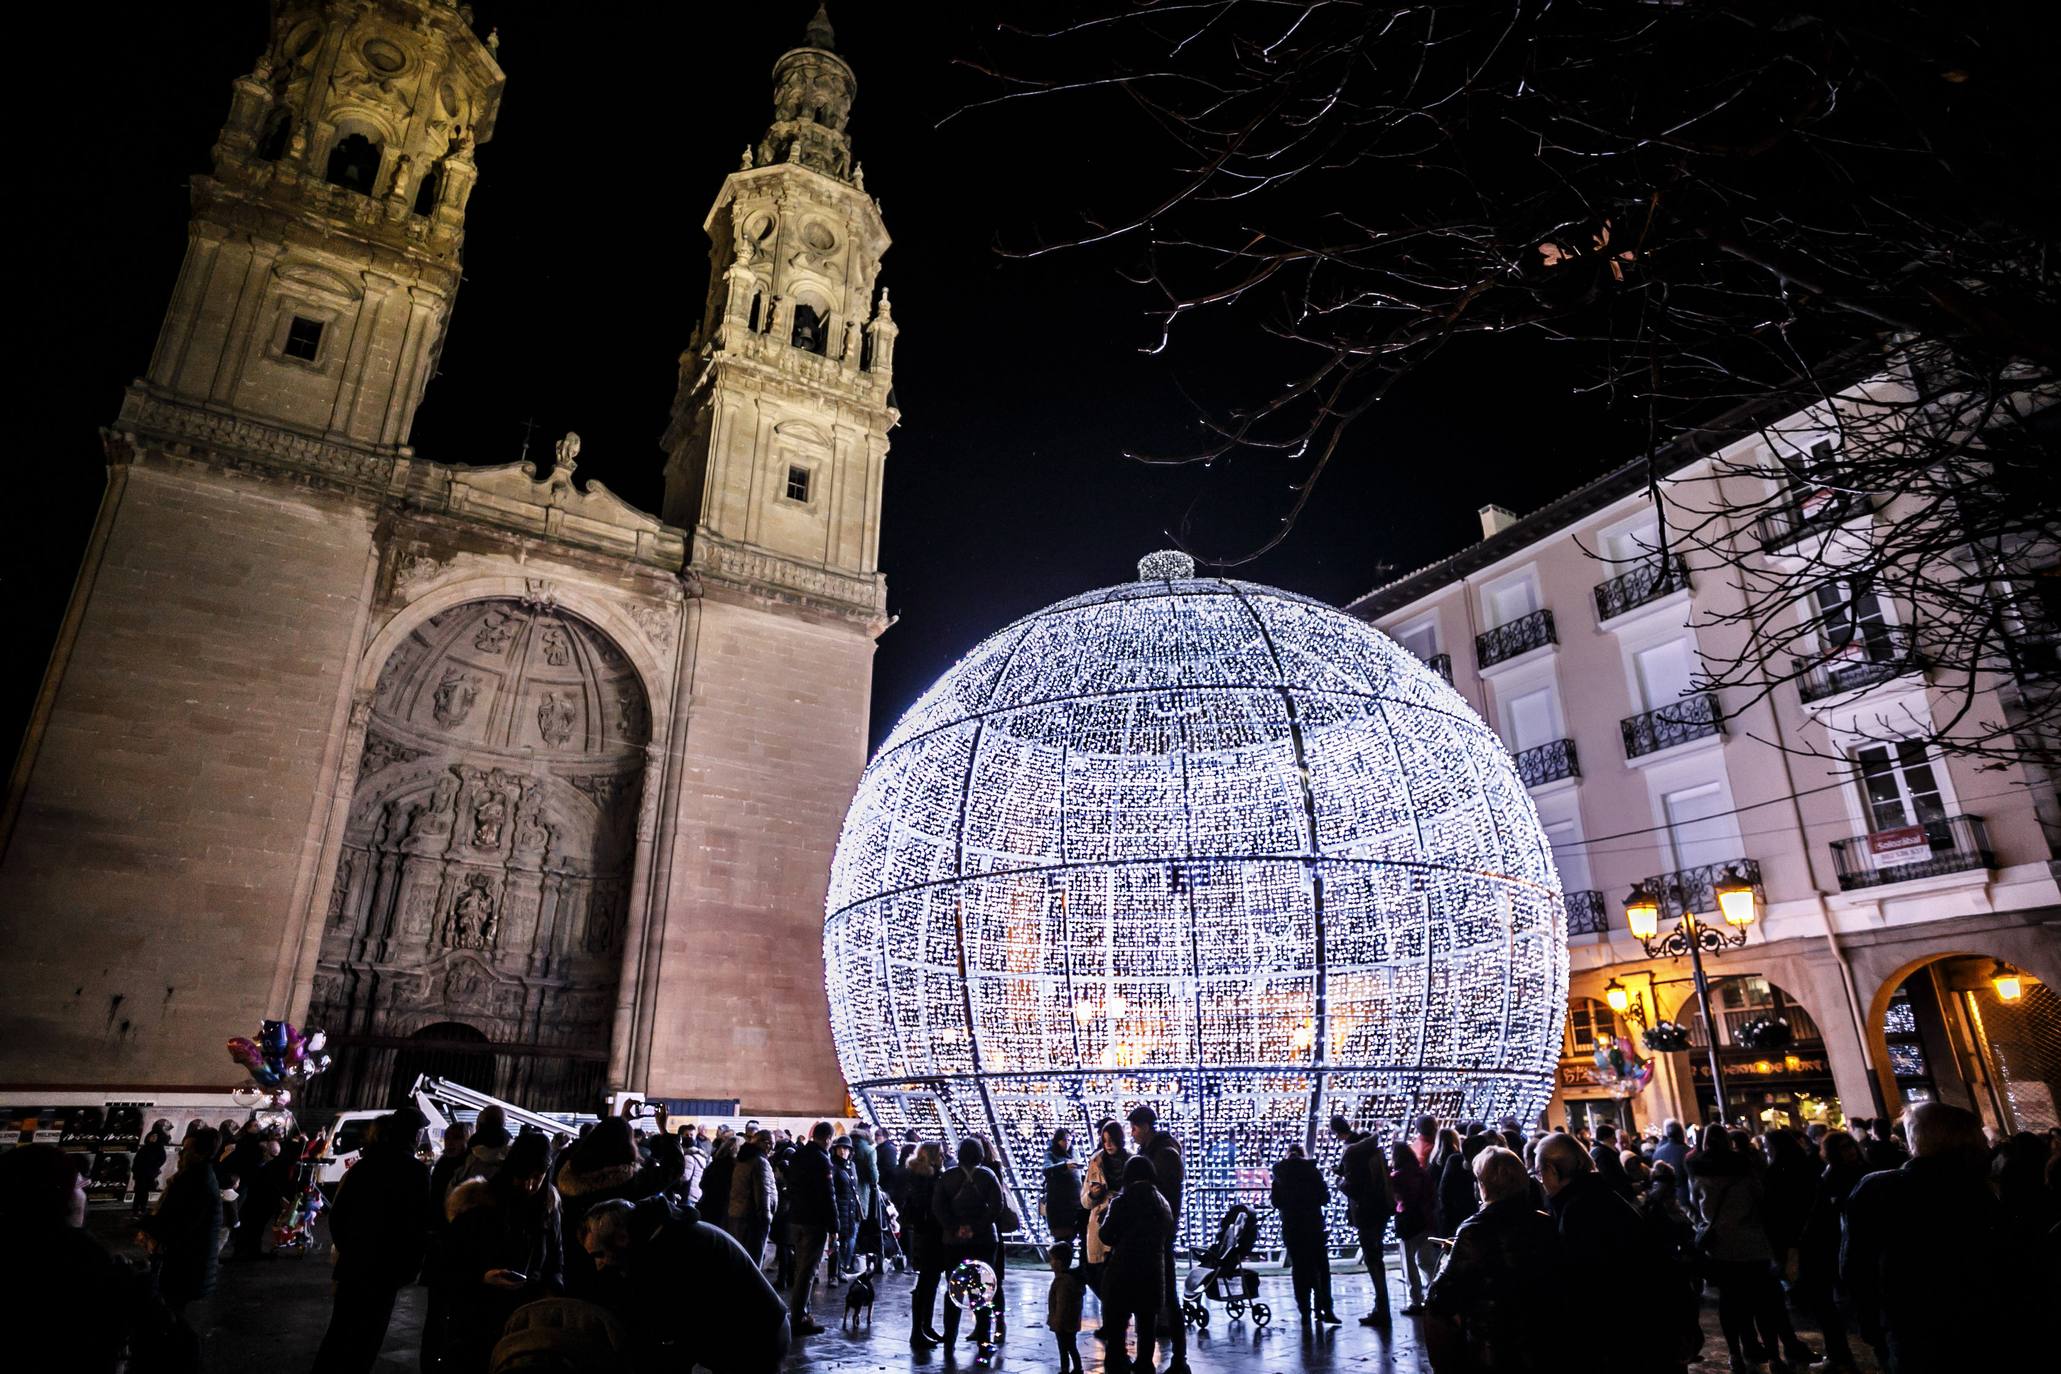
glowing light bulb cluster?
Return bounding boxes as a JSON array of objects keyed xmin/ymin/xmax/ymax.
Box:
[{"xmin": 824, "ymin": 558, "xmax": 1569, "ymax": 1243}]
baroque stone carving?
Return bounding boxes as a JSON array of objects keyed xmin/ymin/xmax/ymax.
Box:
[
  {"xmin": 444, "ymin": 958, "xmax": 490, "ymax": 1006},
  {"xmin": 537, "ymin": 691, "xmax": 576, "ymax": 747},
  {"xmin": 540, "ymin": 623, "xmax": 571, "ymax": 666},
  {"xmin": 567, "ymin": 773, "xmax": 628, "ymax": 810},
  {"xmin": 513, "ymin": 787, "xmax": 549, "ymax": 854},
  {"xmin": 471, "ymin": 790, "xmax": 507, "ymax": 849},
  {"xmin": 432, "ymin": 669, "xmax": 479, "ymax": 726},
  {"xmin": 328, "ymin": 855, "xmax": 353, "ymax": 924},
  {"xmin": 362, "ymin": 730, "xmax": 430, "ymax": 775},
  {"xmin": 629, "ymin": 602, "xmax": 675, "ymax": 650},
  {"xmin": 395, "ymin": 552, "xmax": 447, "ymax": 602},
  {"xmin": 521, "ymin": 578, "xmax": 558, "ymax": 612},
  {"xmin": 474, "ymin": 609, "xmax": 518, "ymax": 654},
  {"xmin": 410, "ymin": 772, "xmax": 461, "ymax": 841},
  {"xmin": 444, "ymin": 874, "xmax": 496, "ymax": 949},
  {"xmin": 615, "ymin": 685, "xmax": 648, "ymax": 741}
]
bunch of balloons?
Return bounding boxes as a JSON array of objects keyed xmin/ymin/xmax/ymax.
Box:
[
  {"xmin": 1594, "ymin": 1039, "xmax": 1653, "ymax": 1099},
  {"xmin": 226, "ymin": 1020, "xmax": 332, "ymax": 1108}
]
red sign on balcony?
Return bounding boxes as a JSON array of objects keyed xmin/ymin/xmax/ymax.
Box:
[{"xmin": 1866, "ymin": 825, "xmax": 1930, "ymax": 868}]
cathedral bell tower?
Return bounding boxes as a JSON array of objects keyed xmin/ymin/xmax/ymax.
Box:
[
  {"xmin": 130, "ymin": 0, "xmax": 504, "ymax": 454},
  {"xmin": 662, "ymin": 2, "xmax": 898, "ymax": 621}
]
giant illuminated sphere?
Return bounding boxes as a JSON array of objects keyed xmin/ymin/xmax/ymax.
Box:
[{"xmin": 825, "ymin": 553, "xmax": 1567, "ymax": 1242}]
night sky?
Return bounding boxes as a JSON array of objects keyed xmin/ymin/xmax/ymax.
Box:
[{"xmin": 15, "ymin": 4, "xmax": 1631, "ymax": 751}]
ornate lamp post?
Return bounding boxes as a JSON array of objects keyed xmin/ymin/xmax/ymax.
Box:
[{"xmin": 1624, "ymin": 865, "xmax": 1758, "ymax": 1125}]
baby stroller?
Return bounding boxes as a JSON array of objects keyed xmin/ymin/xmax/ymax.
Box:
[{"xmin": 1179, "ymin": 1203, "xmax": 1271, "ymax": 1327}]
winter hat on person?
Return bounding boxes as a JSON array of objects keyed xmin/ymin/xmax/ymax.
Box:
[
  {"xmin": 1122, "ymin": 1155, "xmax": 1159, "ymax": 1187},
  {"xmin": 505, "ymin": 1130, "xmax": 552, "ymax": 1180},
  {"xmin": 571, "ymin": 1117, "xmax": 639, "ymax": 1171}
]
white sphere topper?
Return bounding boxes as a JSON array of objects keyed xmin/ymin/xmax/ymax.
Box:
[{"xmin": 825, "ymin": 554, "xmax": 1568, "ymax": 1241}]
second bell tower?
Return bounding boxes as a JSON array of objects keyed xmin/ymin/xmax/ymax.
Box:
[{"xmin": 661, "ymin": 3, "xmax": 898, "ymax": 620}]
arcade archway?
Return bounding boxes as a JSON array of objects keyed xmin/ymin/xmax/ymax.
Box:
[
  {"xmin": 1679, "ymin": 974, "xmax": 1843, "ymax": 1130},
  {"xmin": 1870, "ymin": 955, "xmax": 2057, "ymax": 1134}
]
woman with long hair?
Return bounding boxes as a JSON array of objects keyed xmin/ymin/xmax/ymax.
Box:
[
  {"xmin": 1389, "ymin": 1140, "xmax": 1437, "ymax": 1314},
  {"xmin": 1689, "ymin": 1123, "xmax": 1812, "ymax": 1370},
  {"xmin": 905, "ymin": 1141, "xmax": 947, "ymax": 1349},
  {"xmin": 1078, "ymin": 1118, "xmax": 1128, "ymax": 1322}
]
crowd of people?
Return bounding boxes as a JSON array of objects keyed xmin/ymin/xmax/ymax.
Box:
[{"xmin": 6, "ymin": 1094, "xmax": 2056, "ymax": 1374}]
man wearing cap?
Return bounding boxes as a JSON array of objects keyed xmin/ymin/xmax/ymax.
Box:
[{"xmin": 1126, "ymin": 1106, "xmax": 1190, "ymax": 1374}]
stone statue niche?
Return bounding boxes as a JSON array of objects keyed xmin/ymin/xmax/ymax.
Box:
[{"xmin": 310, "ymin": 598, "xmax": 652, "ymax": 1107}]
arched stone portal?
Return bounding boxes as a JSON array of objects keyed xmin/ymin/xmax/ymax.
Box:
[{"xmin": 309, "ymin": 598, "xmax": 650, "ymax": 1110}]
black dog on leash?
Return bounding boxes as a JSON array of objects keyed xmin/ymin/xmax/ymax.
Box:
[{"xmin": 843, "ymin": 1272, "xmax": 876, "ymax": 1328}]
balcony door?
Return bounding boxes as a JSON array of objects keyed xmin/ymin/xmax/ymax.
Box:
[
  {"xmin": 1814, "ymin": 579, "xmax": 1893, "ymax": 659},
  {"xmin": 1662, "ymin": 781, "xmax": 1743, "ymax": 872},
  {"xmin": 1635, "ymin": 638, "xmax": 1697, "ymax": 712},
  {"xmin": 1486, "ymin": 577, "xmax": 1539, "ymax": 629},
  {"xmin": 1505, "ymin": 685, "xmax": 1560, "ymax": 753},
  {"xmin": 1851, "ymin": 741, "xmax": 1946, "ymax": 832}
]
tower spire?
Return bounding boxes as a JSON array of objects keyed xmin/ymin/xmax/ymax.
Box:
[
  {"xmin": 805, "ymin": 2, "xmax": 836, "ymax": 50},
  {"xmin": 755, "ymin": 6, "xmax": 858, "ymax": 180}
]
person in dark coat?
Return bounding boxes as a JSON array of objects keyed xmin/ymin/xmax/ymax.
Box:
[
  {"xmin": 1796, "ymin": 1129, "xmax": 1865, "ymax": 1371},
  {"xmin": 1043, "ymin": 1127, "xmax": 1084, "ymax": 1250},
  {"xmin": 701, "ymin": 1135, "xmax": 740, "ymax": 1236},
  {"xmin": 1437, "ymin": 1130, "xmax": 1491, "ymax": 1240},
  {"xmin": 1841, "ymin": 1103, "xmax": 2028, "ymax": 1373},
  {"xmin": 131, "ymin": 1129, "xmax": 169, "ymax": 1218},
  {"xmin": 554, "ymin": 1118, "xmax": 660, "ymax": 1298},
  {"xmin": 904, "ymin": 1142, "xmax": 948, "ymax": 1349},
  {"xmin": 1126, "ymin": 1105, "xmax": 1188, "ymax": 1373},
  {"xmin": 933, "ymin": 1136, "xmax": 1005, "ymax": 1349},
  {"xmin": 1588, "ymin": 1123, "xmax": 1636, "ymax": 1201},
  {"xmin": 1391, "ymin": 1140, "xmax": 1437, "ymax": 1314},
  {"xmin": 1330, "ymin": 1113, "xmax": 1394, "ymax": 1328},
  {"xmin": 142, "ymin": 1126, "xmax": 224, "ymax": 1323},
  {"xmin": 1688, "ymin": 1125, "xmax": 1810, "ymax": 1369},
  {"xmin": 1270, "ymin": 1142, "xmax": 1339, "ymax": 1323},
  {"xmin": 830, "ymin": 1136, "xmax": 862, "ymax": 1279},
  {"xmin": 312, "ymin": 1113, "xmax": 432, "ymax": 1374},
  {"xmin": 1423, "ymin": 1146, "xmax": 1561, "ymax": 1373},
  {"xmin": 784, "ymin": 1121, "xmax": 838, "ymax": 1336},
  {"xmin": 444, "ymin": 1131, "xmax": 565, "ymax": 1374},
  {"xmin": 6, "ymin": 1143, "xmax": 179, "ymax": 1373},
  {"xmin": 421, "ymin": 1122, "xmax": 472, "ymax": 1374},
  {"xmin": 1536, "ymin": 1133, "xmax": 1682, "ymax": 1374},
  {"xmin": 583, "ymin": 1196, "xmax": 790, "ymax": 1374},
  {"xmin": 1096, "ymin": 1154, "xmax": 1173, "ymax": 1373}
]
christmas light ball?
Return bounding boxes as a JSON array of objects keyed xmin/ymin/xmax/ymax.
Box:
[{"xmin": 825, "ymin": 553, "xmax": 1568, "ymax": 1242}]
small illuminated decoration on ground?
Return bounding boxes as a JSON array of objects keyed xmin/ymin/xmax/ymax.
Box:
[{"xmin": 825, "ymin": 554, "xmax": 1567, "ymax": 1242}]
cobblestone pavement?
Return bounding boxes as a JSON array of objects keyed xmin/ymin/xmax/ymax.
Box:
[{"xmin": 87, "ymin": 1206, "xmax": 1875, "ymax": 1372}]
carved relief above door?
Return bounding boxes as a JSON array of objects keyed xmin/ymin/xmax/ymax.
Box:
[{"xmin": 312, "ymin": 598, "xmax": 649, "ymax": 1108}]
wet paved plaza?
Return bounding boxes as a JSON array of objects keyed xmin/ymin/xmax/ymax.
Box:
[{"xmin": 87, "ymin": 1205, "xmax": 1873, "ymax": 1372}]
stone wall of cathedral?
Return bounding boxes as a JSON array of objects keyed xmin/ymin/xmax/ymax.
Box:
[
  {"xmin": 639, "ymin": 592, "xmax": 874, "ymax": 1114},
  {"xmin": 0, "ymin": 452, "xmax": 375, "ymax": 1088}
]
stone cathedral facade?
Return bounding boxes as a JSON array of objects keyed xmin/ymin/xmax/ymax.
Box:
[{"xmin": 0, "ymin": 1, "xmax": 894, "ymax": 1114}]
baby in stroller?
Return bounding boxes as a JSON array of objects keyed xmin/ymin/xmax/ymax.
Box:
[{"xmin": 1179, "ymin": 1203, "xmax": 1271, "ymax": 1327}]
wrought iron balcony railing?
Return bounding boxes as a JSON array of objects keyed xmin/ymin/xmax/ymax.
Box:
[
  {"xmin": 1424, "ymin": 652, "xmax": 1453, "ymax": 683},
  {"xmin": 1476, "ymin": 609, "xmax": 1556, "ymax": 669},
  {"xmin": 1563, "ymin": 889, "xmax": 1610, "ymax": 937},
  {"xmin": 1640, "ymin": 857, "xmax": 1763, "ymax": 923},
  {"xmin": 1514, "ymin": 738, "xmax": 1580, "ymax": 788},
  {"xmin": 1621, "ymin": 692, "xmax": 1722, "ymax": 759},
  {"xmin": 1593, "ymin": 555, "xmax": 1689, "ymax": 623},
  {"xmin": 1795, "ymin": 627, "xmax": 1925, "ymax": 703},
  {"xmin": 1829, "ymin": 814, "xmax": 1992, "ymax": 891},
  {"xmin": 1756, "ymin": 486, "xmax": 1872, "ymax": 551}
]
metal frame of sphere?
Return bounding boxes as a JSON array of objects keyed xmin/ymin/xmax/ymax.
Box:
[{"xmin": 823, "ymin": 554, "xmax": 1570, "ymax": 1244}]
